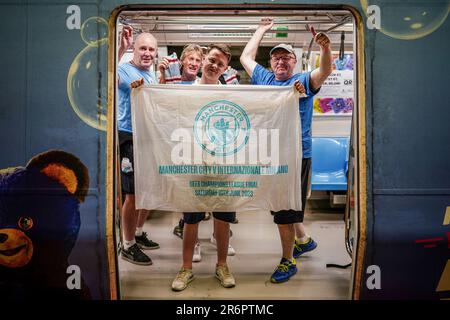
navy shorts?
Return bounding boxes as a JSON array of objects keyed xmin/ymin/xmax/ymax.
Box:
[
  {"xmin": 119, "ymin": 131, "xmax": 135, "ymax": 195},
  {"xmin": 183, "ymin": 212, "xmax": 236, "ymax": 224},
  {"xmin": 272, "ymin": 158, "xmax": 311, "ymax": 225}
]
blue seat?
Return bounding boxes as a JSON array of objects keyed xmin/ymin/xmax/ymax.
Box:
[{"xmin": 311, "ymin": 137, "xmax": 349, "ymax": 191}]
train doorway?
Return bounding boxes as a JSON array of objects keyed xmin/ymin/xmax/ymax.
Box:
[{"xmin": 111, "ymin": 5, "xmax": 363, "ymax": 300}]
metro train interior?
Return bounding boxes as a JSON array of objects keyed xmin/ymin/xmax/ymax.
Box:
[{"xmin": 114, "ymin": 8, "xmax": 359, "ymax": 300}]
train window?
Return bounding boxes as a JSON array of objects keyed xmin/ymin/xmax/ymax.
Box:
[{"xmin": 114, "ymin": 7, "xmax": 359, "ymax": 299}]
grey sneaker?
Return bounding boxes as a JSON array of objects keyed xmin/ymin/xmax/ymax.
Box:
[
  {"xmin": 172, "ymin": 268, "xmax": 195, "ymax": 291},
  {"xmin": 135, "ymin": 232, "xmax": 160, "ymax": 250},
  {"xmin": 215, "ymin": 264, "xmax": 235, "ymax": 288},
  {"xmin": 121, "ymin": 243, "xmax": 152, "ymax": 266}
]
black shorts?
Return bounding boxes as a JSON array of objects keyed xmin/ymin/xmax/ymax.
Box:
[
  {"xmin": 272, "ymin": 158, "xmax": 311, "ymax": 225},
  {"xmin": 119, "ymin": 131, "xmax": 135, "ymax": 195},
  {"xmin": 183, "ymin": 212, "xmax": 236, "ymax": 224}
]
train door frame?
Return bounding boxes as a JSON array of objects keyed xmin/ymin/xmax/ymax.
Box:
[{"xmin": 105, "ymin": 3, "xmax": 367, "ymax": 300}]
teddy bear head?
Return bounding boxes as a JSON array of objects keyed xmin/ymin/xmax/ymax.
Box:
[{"xmin": 0, "ymin": 150, "xmax": 89, "ymax": 269}]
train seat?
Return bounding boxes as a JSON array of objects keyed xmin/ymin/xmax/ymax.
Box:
[{"xmin": 311, "ymin": 137, "xmax": 349, "ymax": 191}]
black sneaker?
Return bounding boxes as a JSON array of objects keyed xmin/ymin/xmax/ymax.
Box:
[
  {"xmin": 173, "ymin": 218, "xmax": 184, "ymax": 239},
  {"xmin": 121, "ymin": 243, "xmax": 153, "ymax": 265},
  {"xmin": 135, "ymin": 232, "xmax": 160, "ymax": 250}
]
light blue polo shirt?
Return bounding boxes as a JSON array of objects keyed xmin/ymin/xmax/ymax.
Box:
[
  {"xmin": 251, "ymin": 63, "xmax": 319, "ymax": 158},
  {"xmin": 117, "ymin": 62, "xmax": 156, "ymax": 133}
]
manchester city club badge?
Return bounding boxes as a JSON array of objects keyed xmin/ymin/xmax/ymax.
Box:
[{"xmin": 194, "ymin": 100, "xmax": 251, "ymax": 156}]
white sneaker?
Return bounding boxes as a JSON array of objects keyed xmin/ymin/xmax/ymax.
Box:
[
  {"xmin": 215, "ymin": 264, "xmax": 236, "ymax": 288},
  {"xmin": 227, "ymin": 243, "xmax": 236, "ymax": 256},
  {"xmin": 172, "ymin": 268, "xmax": 195, "ymax": 291},
  {"xmin": 210, "ymin": 236, "xmax": 236, "ymax": 256},
  {"xmin": 193, "ymin": 243, "xmax": 202, "ymax": 262}
]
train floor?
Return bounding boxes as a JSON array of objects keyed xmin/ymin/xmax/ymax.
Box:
[{"xmin": 118, "ymin": 205, "xmax": 352, "ymax": 300}]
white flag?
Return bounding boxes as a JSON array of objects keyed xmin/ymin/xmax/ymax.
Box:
[{"xmin": 131, "ymin": 84, "xmax": 302, "ymax": 212}]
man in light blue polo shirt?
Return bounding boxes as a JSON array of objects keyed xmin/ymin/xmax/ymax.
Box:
[
  {"xmin": 117, "ymin": 26, "xmax": 160, "ymax": 266},
  {"xmin": 240, "ymin": 17, "xmax": 333, "ymax": 283}
]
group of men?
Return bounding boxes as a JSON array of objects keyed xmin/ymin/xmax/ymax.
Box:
[{"xmin": 117, "ymin": 17, "xmax": 333, "ymax": 292}]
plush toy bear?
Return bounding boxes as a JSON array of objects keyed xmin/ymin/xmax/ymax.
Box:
[{"xmin": 0, "ymin": 150, "xmax": 90, "ymax": 300}]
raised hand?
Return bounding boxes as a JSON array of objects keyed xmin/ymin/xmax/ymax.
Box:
[
  {"xmin": 311, "ymin": 26, "xmax": 331, "ymax": 49},
  {"xmin": 158, "ymin": 57, "xmax": 170, "ymax": 74},
  {"xmin": 258, "ymin": 17, "xmax": 274, "ymax": 32},
  {"xmin": 121, "ymin": 25, "xmax": 134, "ymax": 51}
]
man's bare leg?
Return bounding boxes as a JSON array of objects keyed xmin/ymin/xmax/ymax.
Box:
[
  {"xmin": 136, "ymin": 210, "xmax": 149, "ymax": 234},
  {"xmin": 122, "ymin": 194, "xmax": 138, "ymax": 244},
  {"xmin": 183, "ymin": 223, "xmax": 199, "ymax": 270},
  {"xmin": 294, "ymin": 222, "xmax": 307, "ymax": 239},
  {"xmin": 214, "ymin": 219, "xmax": 230, "ymax": 266},
  {"xmin": 277, "ymin": 223, "xmax": 295, "ymax": 261}
]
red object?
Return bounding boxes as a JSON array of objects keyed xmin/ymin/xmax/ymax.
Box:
[
  {"xmin": 310, "ymin": 26, "xmax": 317, "ymax": 37},
  {"xmin": 447, "ymin": 232, "xmax": 450, "ymax": 249},
  {"xmin": 415, "ymin": 237, "xmax": 444, "ymax": 244}
]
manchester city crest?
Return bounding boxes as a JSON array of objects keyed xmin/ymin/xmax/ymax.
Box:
[{"xmin": 194, "ymin": 100, "xmax": 251, "ymax": 156}]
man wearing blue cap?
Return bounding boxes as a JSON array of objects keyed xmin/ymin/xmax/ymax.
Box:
[{"xmin": 240, "ymin": 17, "xmax": 333, "ymax": 283}]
